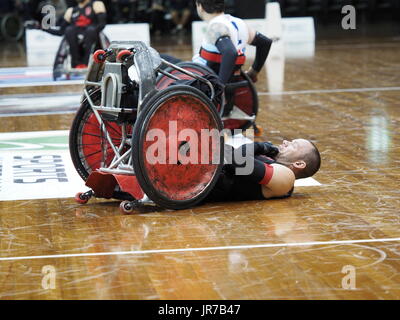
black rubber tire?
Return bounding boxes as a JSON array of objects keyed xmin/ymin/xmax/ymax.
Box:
[
  {"xmin": 176, "ymin": 61, "xmax": 215, "ymax": 75},
  {"xmin": 132, "ymin": 85, "xmax": 224, "ymax": 210},
  {"xmin": 69, "ymin": 89, "xmax": 101, "ymax": 181},
  {"xmin": 53, "ymin": 38, "xmax": 69, "ymax": 81}
]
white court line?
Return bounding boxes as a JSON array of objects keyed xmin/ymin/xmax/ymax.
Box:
[
  {"xmin": 1, "ymin": 237, "xmax": 400, "ymax": 262},
  {"xmin": 258, "ymin": 86, "xmax": 400, "ymax": 96}
]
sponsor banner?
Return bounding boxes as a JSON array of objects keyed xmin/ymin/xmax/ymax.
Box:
[
  {"xmin": 103, "ymin": 23, "xmax": 150, "ymax": 44},
  {"xmin": 0, "ymin": 131, "xmax": 88, "ymax": 201},
  {"xmin": 25, "ymin": 30, "xmax": 62, "ymax": 67}
]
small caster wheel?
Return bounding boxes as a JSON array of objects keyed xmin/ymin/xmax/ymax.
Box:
[
  {"xmin": 117, "ymin": 49, "xmax": 132, "ymax": 62},
  {"xmin": 93, "ymin": 49, "xmax": 106, "ymax": 63},
  {"xmin": 75, "ymin": 192, "xmax": 89, "ymax": 204},
  {"xmin": 253, "ymin": 124, "xmax": 263, "ymax": 137},
  {"xmin": 120, "ymin": 200, "xmax": 135, "ymax": 214},
  {"xmin": 75, "ymin": 190, "xmax": 93, "ymax": 204}
]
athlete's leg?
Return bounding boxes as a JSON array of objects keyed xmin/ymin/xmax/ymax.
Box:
[
  {"xmin": 180, "ymin": 8, "xmax": 191, "ymax": 29},
  {"xmin": 171, "ymin": 10, "xmax": 180, "ymax": 27},
  {"xmin": 65, "ymin": 25, "xmax": 81, "ymax": 67},
  {"xmin": 82, "ymin": 25, "xmax": 98, "ymax": 65}
]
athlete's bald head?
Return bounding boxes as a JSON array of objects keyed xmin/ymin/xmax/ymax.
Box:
[{"xmin": 275, "ymin": 139, "xmax": 321, "ymax": 179}]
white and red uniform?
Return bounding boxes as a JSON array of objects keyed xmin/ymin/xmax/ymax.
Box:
[{"xmin": 193, "ymin": 14, "xmax": 249, "ymax": 67}]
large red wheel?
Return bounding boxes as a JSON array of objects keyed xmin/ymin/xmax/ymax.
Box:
[
  {"xmin": 132, "ymin": 85, "xmax": 224, "ymax": 210},
  {"xmin": 69, "ymin": 89, "xmax": 132, "ymax": 181}
]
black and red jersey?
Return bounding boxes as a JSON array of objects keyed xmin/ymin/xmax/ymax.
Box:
[
  {"xmin": 71, "ymin": 1, "xmax": 98, "ymax": 27},
  {"xmin": 205, "ymin": 155, "xmax": 294, "ymax": 203}
]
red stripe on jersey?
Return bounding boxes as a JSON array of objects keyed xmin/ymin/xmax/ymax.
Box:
[
  {"xmin": 200, "ymin": 48, "xmax": 246, "ymax": 66},
  {"xmin": 259, "ymin": 163, "xmax": 274, "ymax": 185}
]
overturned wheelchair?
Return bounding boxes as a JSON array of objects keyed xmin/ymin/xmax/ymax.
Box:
[{"xmin": 70, "ymin": 41, "xmax": 260, "ymax": 211}]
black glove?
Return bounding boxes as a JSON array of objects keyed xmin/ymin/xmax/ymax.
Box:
[{"xmin": 254, "ymin": 142, "xmax": 279, "ymax": 158}]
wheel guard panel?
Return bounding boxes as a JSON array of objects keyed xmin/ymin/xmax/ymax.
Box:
[{"xmin": 85, "ymin": 171, "xmax": 144, "ymax": 200}]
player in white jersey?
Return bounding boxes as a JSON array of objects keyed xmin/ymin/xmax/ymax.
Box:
[{"xmin": 193, "ymin": 0, "xmax": 272, "ymax": 84}]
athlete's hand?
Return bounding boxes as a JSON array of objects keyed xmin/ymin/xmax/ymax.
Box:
[
  {"xmin": 246, "ymin": 68, "xmax": 258, "ymax": 83},
  {"xmin": 255, "ymin": 142, "xmax": 279, "ymax": 158}
]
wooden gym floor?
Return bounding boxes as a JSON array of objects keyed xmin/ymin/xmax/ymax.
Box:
[{"xmin": 0, "ymin": 29, "xmax": 400, "ymax": 299}]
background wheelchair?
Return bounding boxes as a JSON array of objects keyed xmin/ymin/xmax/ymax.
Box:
[
  {"xmin": 0, "ymin": 12, "xmax": 24, "ymax": 42},
  {"xmin": 53, "ymin": 31, "xmax": 110, "ymax": 81},
  {"xmin": 69, "ymin": 41, "xmax": 260, "ymax": 212}
]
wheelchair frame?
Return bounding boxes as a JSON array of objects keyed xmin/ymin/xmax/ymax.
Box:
[{"xmin": 82, "ymin": 41, "xmax": 215, "ymax": 173}]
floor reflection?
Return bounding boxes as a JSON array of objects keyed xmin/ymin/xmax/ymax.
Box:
[{"xmin": 366, "ymin": 109, "xmax": 391, "ymax": 165}]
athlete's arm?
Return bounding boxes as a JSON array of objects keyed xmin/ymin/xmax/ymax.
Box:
[
  {"xmin": 207, "ymin": 23, "xmax": 237, "ymax": 84},
  {"xmin": 245, "ymin": 25, "xmax": 272, "ymax": 83},
  {"xmin": 93, "ymin": 1, "xmax": 107, "ymax": 32},
  {"xmin": 215, "ymin": 36, "xmax": 238, "ymax": 83},
  {"xmin": 230, "ymin": 150, "xmax": 294, "ymax": 198},
  {"xmin": 226, "ymin": 142, "xmax": 279, "ymax": 160},
  {"xmin": 93, "ymin": 1, "xmax": 106, "ymax": 13},
  {"xmin": 261, "ymin": 164, "xmax": 295, "ymax": 199},
  {"xmin": 64, "ymin": 7, "xmax": 73, "ymax": 23},
  {"xmin": 227, "ymin": 143, "xmax": 294, "ymax": 199}
]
